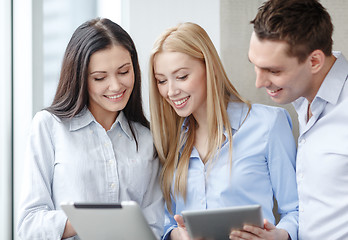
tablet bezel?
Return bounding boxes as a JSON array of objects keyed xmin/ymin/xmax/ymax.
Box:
[
  {"xmin": 182, "ymin": 204, "xmax": 263, "ymax": 240},
  {"xmin": 61, "ymin": 201, "xmax": 157, "ymax": 240}
]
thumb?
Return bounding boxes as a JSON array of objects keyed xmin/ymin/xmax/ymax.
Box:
[
  {"xmin": 263, "ymin": 219, "xmax": 276, "ymax": 231},
  {"xmin": 174, "ymin": 215, "xmax": 186, "ymax": 228}
]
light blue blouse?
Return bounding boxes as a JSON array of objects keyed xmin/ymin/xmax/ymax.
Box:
[
  {"xmin": 17, "ymin": 108, "xmax": 164, "ymax": 240},
  {"xmin": 163, "ymin": 102, "xmax": 298, "ymax": 240}
]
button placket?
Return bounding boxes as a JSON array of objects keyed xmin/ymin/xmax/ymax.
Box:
[{"xmin": 102, "ymin": 130, "xmax": 119, "ymax": 201}]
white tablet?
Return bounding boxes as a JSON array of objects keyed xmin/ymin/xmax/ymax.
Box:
[
  {"xmin": 182, "ymin": 204, "xmax": 263, "ymax": 240},
  {"xmin": 60, "ymin": 201, "xmax": 157, "ymax": 240}
]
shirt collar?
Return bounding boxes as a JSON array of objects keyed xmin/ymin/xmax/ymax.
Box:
[
  {"xmin": 179, "ymin": 101, "xmax": 247, "ymax": 151},
  {"xmin": 180, "ymin": 117, "xmax": 190, "ymax": 134},
  {"xmin": 181, "ymin": 101, "xmax": 245, "ymax": 131},
  {"xmin": 114, "ymin": 111, "xmax": 134, "ymax": 140},
  {"xmin": 227, "ymin": 101, "xmax": 248, "ymax": 131},
  {"xmin": 293, "ymin": 51, "xmax": 348, "ymax": 111},
  {"xmin": 69, "ymin": 107, "xmax": 95, "ymax": 131},
  {"xmin": 69, "ymin": 108, "xmax": 133, "ymax": 140},
  {"xmin": 315, "ymin": 51, "xmax": 348, "ymax": 105}
]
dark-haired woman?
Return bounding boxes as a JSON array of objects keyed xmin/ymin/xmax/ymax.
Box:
[{"xmin": 17, "ymin": 18, "xmax": 163, "ymax": 239}]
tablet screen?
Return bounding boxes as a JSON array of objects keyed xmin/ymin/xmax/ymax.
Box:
[{"xmin": 182, "ymin": 204, "xmax": 263, "ymax": 240}]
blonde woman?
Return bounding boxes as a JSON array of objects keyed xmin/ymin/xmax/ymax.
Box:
[{"xmin": 149, "ymin": 22, "xmax": 298, "ymax": 240}]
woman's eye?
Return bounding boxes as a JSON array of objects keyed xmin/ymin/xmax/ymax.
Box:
[
  {"xmin": 178, "ymin": 74, "xmax": 188, "ymax": 80},
  {"xmin": 94, "ymin": 77, "xmax": 105, "ymax": 81},
  {"xmin": 120, "ymin": 70, "xmax": 129, "ymax": 75},
  {"xmin": 157, "ymin": 79, "xmax": 167, "ymax": 85}
]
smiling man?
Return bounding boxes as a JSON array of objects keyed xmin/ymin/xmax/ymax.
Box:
[{"xmin": 249, "ymin": 0, "xmax": 348, "ymax": 239}]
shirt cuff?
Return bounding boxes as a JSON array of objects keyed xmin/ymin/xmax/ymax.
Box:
[
  {"xmin": 162, "ymin": 225, "xmax": 176, "ymax": 240},
  {"xmin": 277, "ymin": 221, "xmax": 297, "ymax": 240},
  {"xmin": 57, "ymin": 210, "xmax": 70, "ymax": 239}
]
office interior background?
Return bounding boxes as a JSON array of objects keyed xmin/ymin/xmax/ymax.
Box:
[{"xmin": 1, "ymin": 0, "xmax": 347, "ymax": 239}]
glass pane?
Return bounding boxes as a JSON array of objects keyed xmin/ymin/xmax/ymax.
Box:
[{"xmin": 43, "ymin": 0, "xmax": 121, "ymax": 107}]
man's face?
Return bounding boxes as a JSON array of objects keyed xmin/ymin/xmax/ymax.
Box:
[{"xmin": 248, "ymin": 32, "xmax": 314, "ymax": 104}]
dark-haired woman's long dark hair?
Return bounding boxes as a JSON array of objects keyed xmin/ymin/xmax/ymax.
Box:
[{"xmin": 45, "ymin": 18, "xmax": 149, "ymax": 149}]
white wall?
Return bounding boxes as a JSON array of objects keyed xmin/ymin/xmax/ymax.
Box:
[{"xmin": 122, "ymin": 0, "xmax": 221, "ymax": 118}]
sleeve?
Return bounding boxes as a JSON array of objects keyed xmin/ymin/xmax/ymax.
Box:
[
  {"xmin": 140, "ymin": 153, "xmax": 165, "ymax": 240},
  {"xmin": 17, "ymin": 111, "xmax": 69, "ymax": 240},
  {"xmin": 267, "ymin": 108, "xmax": 299, "ymax": 240},
  {"xmin": 162, "ymin": 200, "xmax": 177, "ymax": 240}
]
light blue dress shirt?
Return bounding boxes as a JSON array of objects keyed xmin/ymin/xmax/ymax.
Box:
[
  {"xmin": 163, "ymin": 103, "xmax": 298, "ymax": 240},
  {"xmin": 293, "ymin": 52, "xmax": 348, "ymax": 240},
  {"xmin": 17, "ymin": 108, "xmax": 164, "ymax": 240}
]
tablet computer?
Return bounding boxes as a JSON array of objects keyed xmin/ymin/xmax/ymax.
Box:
[
  {"xmin": 182, "ymin": 204, "xmax": 263, "ymax": 240},
  {"xmin": 60, "ymin": 201, "xmax": 157, "ymax": 240}
]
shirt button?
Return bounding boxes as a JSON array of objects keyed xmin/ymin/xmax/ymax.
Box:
[
  {"xmin": 110, "ymin": 183, "xmax": 116, "ymax": 189},
  {"xmin": 108, "ymin": 160, "xmax": 114, "ymax": 166},
  {"xmin": 118, "ymin": 134, "xmax": 122, "ymax": 137},
  {"xmin": 299, "ymin": 206, "xmax": 304, "ymax": 212},
  {"xmin": 129, "ymin": 158, "xmax": 136, "ymax": 163},
  {"xmin": 300, "ymin": 138, "xmax": 306, "ymax": 145},
  {"xmin": 298, "ymin": 173, "xmax": 303, "ymax": 179}
]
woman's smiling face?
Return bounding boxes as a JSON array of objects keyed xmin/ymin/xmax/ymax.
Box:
[
  {"xmin": 154, "ymin": 51, "xmax": 207, "ymax": 119},
  {"xmin": 87, "ymin": 45, "xmax": 134, "ymax": 120}
]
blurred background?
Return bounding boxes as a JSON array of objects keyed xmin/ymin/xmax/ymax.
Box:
[{"xmin": 1, "ymin": 0, "xmax": 347, "ymax": 239}]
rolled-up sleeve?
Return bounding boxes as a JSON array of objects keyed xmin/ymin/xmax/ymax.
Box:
[{"xmin": 17, "ymin": 111, "xmax": 69, "ymax": 239}]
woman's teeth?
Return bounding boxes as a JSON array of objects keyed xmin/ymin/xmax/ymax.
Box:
[
  {"xmin": 107, "ymin": 92, "xmax": 124, "ymax": 99},
  {"xmin": 174, "ymin": 97, "xmax": 189, "ymax": 105}
]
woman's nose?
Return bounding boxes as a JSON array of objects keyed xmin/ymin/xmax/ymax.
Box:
[
  {"xmin": 109, "ymin": 76, "xmax": 121, "ymax": 91},
  {"xmin": 167, "ymin": 80, "xmax": 180, "ymax": 97}
]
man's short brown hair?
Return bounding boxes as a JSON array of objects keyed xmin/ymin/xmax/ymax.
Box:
[{"xmin": 251, "ymin": 0, "xmax": 333, "ymax": 62}]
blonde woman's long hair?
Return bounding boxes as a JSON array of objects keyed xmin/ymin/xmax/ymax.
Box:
[{"xmin": 149, "ymin": 22, "xmax": 250, "ymax": 212}]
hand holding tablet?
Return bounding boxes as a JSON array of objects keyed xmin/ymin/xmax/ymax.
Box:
[{"xmin": 181, "ymin": 205, "xmax": 263, "ymax": 240}]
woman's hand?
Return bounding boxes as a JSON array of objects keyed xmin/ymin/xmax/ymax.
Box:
[
  {"xmin": 229, "ymin": 219, "xmax": 289, "ymax": 240},
  {"xmin": 170, "ymin": 215, "xmax": 191, "ymax": 240},
  {"xmin": 62, "ymin": 219, "xmax": 77, "ymax": 239}
]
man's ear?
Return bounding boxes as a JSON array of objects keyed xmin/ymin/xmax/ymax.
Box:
[{"xmin": 309, "ymin": 49, "xmax": 325, "ymax": 74}]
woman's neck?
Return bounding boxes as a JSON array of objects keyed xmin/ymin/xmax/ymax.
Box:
[{"xmin": 88, "ymin": 106, "xmax": 118, "ymax": 131}]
